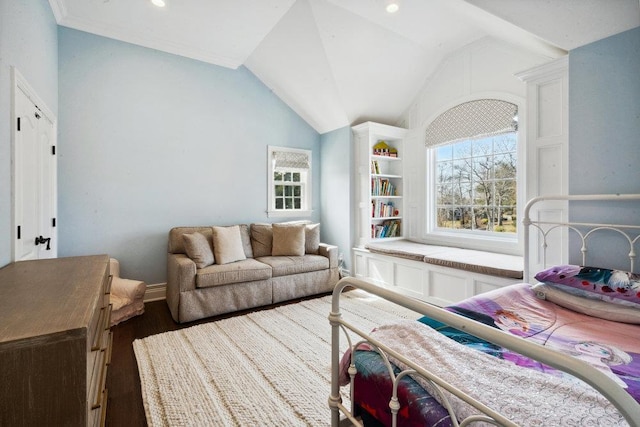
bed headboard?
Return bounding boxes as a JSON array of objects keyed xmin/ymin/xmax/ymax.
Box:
[{"xmin": 523, "ymin": 194, "xmax": 640, "ymax": 281}]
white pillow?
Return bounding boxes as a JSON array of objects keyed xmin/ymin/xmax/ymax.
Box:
[
  {"xmin": 532, "ymin": 283, "xmax": 640, "ymax": 324},
  {"xmin": 212, "ymin": 225, "xmax": 247, "ymax": 265}
]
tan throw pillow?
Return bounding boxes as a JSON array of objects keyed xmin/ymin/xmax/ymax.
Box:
[
  {"xmin": 305, "ymin": 223, "xmax": 320, "ymax": 254},
  {"xmin": 182, "ymin": 232, "xmax": 214, "ymax": 268},
  {"xmin": 250, "ymin": 223, "xmax": 273, "ymax": 257},
  {"xmin": 272, "ymin": 223, "xmax": 305, "ymax": 256},
  {"xmin": 212, "ymin": 225, "xmax": 247, "ymax": 265}
]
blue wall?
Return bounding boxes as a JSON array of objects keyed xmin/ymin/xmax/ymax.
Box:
[
  {"xmin": 0, "ymin": 0, "xmax": 58, "ymax": 266},
  {"xmin": 319, "ymin": 126, "xmax": 352, "ymax": 272},
  {"xmin": 58, "ymin": 28, "xmax": 321, "ymax": 284},
  {"xmin": 569, "ymin": 26, "xmax": 640, "ymax": 195},
  {"xmin": 568, "ymin": 27, "xmax": 640, "ymax": 270}
]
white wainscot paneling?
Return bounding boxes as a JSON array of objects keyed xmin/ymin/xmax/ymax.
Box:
[
  {"xmin": 366, "ymin": 256, "xmax": 394, "ymax": 287},
  {"xmin": 352, "ymin": 248, "xmax": 518, "ymax": 307},
  {"xmin": 394, "ymin": 261, "xmax": 425, "ymax": 299},
  {"xmin": 537, "ymin": 79, "xmax": 563, "ymax": 139},
  {"xmin": 430, "ymin": 270, "xmax": 468, "ymax": 304}
]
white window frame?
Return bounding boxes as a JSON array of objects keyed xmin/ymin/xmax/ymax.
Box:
[
  {"xmin": 267, "ymin": 146, "xmax": 312, "ymax": 218},
  {"xmin": 423, "ymin": 97, "xmax": 525, "ymax": 255}
]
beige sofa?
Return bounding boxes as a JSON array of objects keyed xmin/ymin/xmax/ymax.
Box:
[{"xmin": 166, "ymin": 222, "xmax": 340, "ymax": 323}]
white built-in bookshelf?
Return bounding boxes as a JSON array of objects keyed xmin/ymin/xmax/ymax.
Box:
[{"xmin": 353, "ymin": 121, "xmax": 407, "ymax": 246}]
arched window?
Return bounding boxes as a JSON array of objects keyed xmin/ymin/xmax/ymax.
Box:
[{"xmin": 425, "ymin": 99, "xmax": 519, "ymax": 240}]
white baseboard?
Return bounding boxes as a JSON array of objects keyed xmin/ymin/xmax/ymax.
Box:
[{"xmin": 145, "ymin": 282, "xmax": 166, "ymax": 302}]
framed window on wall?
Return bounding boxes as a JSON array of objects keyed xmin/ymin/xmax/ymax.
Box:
[
  {"xmin": 267, "ymin": 146, "xmax": 312, "ymax": 218},
  {"xmin": 424, "ymin": 99, "xmax": 521, "ymax": 252}
]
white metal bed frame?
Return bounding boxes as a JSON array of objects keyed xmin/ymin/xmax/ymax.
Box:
[{"xmin": 330, "ymin": 194, "xmax": 640, "ymax": 427}]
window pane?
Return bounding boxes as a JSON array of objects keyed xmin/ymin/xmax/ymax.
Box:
[
  {"xmin": 275, "ymin": 198, "xmax": 283, "ymax": 209},
  {"xmin": 436, "ymin": 161, "xmax": 453, "ymax": 183},
  {"xmin": 274, "ymin": 172, "xmax": 283, "ymax": 181},
  {"xmin": 430, "ymin": 131, "xmax": 517, "ymax": 235},
  {"xmin": 275, "ymin": 185, "xmax": 284, "ymax": 197},
  {"xmin": 436, "ymin": 145, "xmax": 453, "ymax": 161},
  {"xmin": 284, "ymin": 172, "xmax": 292, "ymax": 182},
  {"xmin": 436, "ymin": 184, "xmax": 453, "ymax": 205},
  {"xmin": 494, "ymin": 134, "xmax": 517, "ymax": 153},
  {"xmin": 284, "ymin": 186, "xmax": 293, "ymax": 196},
  {"xmin": 292, "ymin": 172, "xmax": 300, "ymax": 182},
  {"xmin": 452, "ymin": 140, "xmax": 471, "ymax": 159},
  {"xmin": 494, "ymin": 154, "xmax": 516, "ymax": 179},
  {"xmin": 285, "ymin": 198, "xmax": 293, "ymax": 209},
  {"xmin": 473, "ymin": 137, "xmax": 493, "ymax": 155},
  {"xmin": 294, "ymin": 198, "xmax": 301, "ymax": 209},
  {"xmin": 293, "ymin": 186, "xmax": 301, "ymax": 196}
]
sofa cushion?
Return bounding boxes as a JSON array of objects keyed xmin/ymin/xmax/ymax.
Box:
[
  {"xmin": 182, "ymin": 232, "xmax": 214, "ymax": 268},
  {"xmin": 250, "ymin": 223, "xmax": 273, "ymax": 257},
  {"xmin": 272, "ymin": 223, "xmax": 305, "ymax": 256},
  {"xmin": 196, "ymin": 259, "xmax": 272, "ymax": 288},
  {"xmin": 256, "ymin": 255, "xmax": 329, "ymax": 277},
  {"xmin": 212, "ymin": 225, "xmax": 247, "ymax": 265}
]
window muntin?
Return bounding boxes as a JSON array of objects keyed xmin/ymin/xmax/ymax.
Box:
[
  {"xmin": 273, "ymin": 171, "xmax": 303, "ymax": 210},
  {"xmin": 267, "ymin": 146, "xmax": 311, "ymax": 217},
  {"xmin": 434, "ymin": 132, "xmax": 517, "ymax": 234}
]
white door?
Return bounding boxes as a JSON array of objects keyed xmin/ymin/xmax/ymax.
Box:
[{"xmin": 13, "ymin": 69, "xmax": 57, "ymax": 261}]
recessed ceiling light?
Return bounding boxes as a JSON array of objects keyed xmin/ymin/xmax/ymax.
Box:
[
  {"xmin": 386, "ymin": 3, "xmax": 399, "ymax": 13},
  {"xmin": 151, "ymin": 0, "xmax": 165, "ymax": 7}
]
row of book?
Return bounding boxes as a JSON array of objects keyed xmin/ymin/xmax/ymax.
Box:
[
  {"xmin": 372, "ymin": 200, "xmax": 400, "ymax": 218},
  {"xmin": 372, "ymin": 178, "xmax": 397, "ymax": 196},
  {"xmin": 372, "ymin": 220, "xmax": 401, "ymax": 238}
]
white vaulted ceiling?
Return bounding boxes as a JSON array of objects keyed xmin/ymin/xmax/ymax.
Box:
[{"xmin": 49, "ymin": 0, "xmax": 640, "ymax": 133}]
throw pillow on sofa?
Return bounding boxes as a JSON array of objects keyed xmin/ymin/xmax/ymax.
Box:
[
  {"xmin": 272, "ymin": 223, "xmax": 306, "ymax": 256},
  {"xmin": 250, "ymin": 223, "xmax": 273, "ymax": 257},
  {"xmin": 212, "ymin": 225, "xmax": 247, "ymax": 264},
  {"xmin": 182, "ymin": 232, "xmax": 214, "ymax": 268},
  {"xmin": 304, "ymin": 223, "xmax": 320, "ymax": 254}
]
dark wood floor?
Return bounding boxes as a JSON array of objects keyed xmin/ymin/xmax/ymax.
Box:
[{"xmin": 105, "ymin": 295, "xmax": 331, "ymax": 426}]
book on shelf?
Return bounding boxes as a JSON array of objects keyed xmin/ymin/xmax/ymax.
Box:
[
  {"xmin": 371, "ymin": 220, "xmax": 401, "ymax": 238},
  {"xmin": 371, "ymin": 201, "xmax": 398, "ymax": 218},
  {"xmin": 370, "ymin": 160, "xmax": 380, "ymax": 174},
  {"xmin": 371, "ymin": 178, "xmax": 396, "ymax": 196}
]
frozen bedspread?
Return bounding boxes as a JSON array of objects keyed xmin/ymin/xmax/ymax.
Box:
[{"xmin": 341, "ymin": 284, "xmax": 640, "ymax": 426}]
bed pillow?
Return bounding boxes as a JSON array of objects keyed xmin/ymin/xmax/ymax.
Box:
[
  {"xmin": 534, "ymin": 264, "xmax": 640, "ymax": 307},
  {"xmin": 182, "ymin": 232, "xmax": 214, "ymax": 268},
  {"xmin": 212, "ymin": 225, "xmax": 247, "ymax": 265},
  {"xmin": 532, "ymin": 283, "xmax": 640, "ymax": 324},
  {"xmin": 272, "ymin": 223, "xmax": 306, "ymax": 256}
]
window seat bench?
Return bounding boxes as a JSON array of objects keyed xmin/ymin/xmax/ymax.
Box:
[{"xmin": 352, "ymin": 240, "xmax": 524, "ymax": 306}]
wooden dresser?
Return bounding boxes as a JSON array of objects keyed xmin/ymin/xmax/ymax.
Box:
[{"xmin": 0, "ymin": 255, "xmax": 112, "ymax": 426}]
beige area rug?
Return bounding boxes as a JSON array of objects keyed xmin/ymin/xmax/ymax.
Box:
[{"xmin": 133, "ymin": 290, "xmax": 420, "ymax": 427}]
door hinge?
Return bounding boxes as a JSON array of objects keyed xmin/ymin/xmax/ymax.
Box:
[
  {"xmin": 52, "ymin": 218, "xmax": 56, "ymax": 227},
  {"xmin": 17, "ymin": 226, "xmax": 21, "ymax": 239},
  {"xmin": 51, "ymin": 145, "xmax": 56, "ymax": 155},
  {"xmin": 17, "ymin": 117, "xmax": 20, "ymax": 131}
]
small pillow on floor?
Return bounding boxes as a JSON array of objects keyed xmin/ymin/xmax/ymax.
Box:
[
  {"xmin": 183, "ymin": 232, "xmax": 214, "ymax": 268},
  {"xmin": 272, "ymin": 223, "xmax": 305, "ymax": 256},
  {"xmin": 212, "ymin": 225, "xmax": 247, "ymax": 264}
]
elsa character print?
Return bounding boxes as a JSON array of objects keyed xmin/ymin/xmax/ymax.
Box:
[
  {"xmin": 494, "ymin": 309, "xmax": 530, "ymax": 337},
  {"xmin": 571, "ymin": 341, "xmax": 632, "ymax": 388}
]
